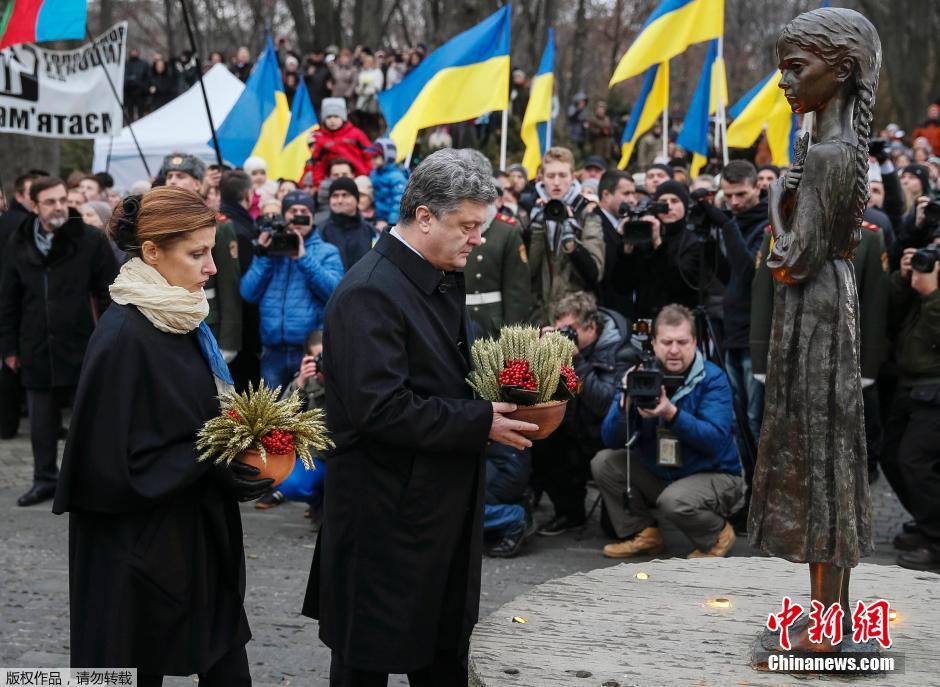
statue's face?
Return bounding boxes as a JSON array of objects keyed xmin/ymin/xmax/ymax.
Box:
[{"xmin": 776, "ymin": 40, "xmax": 846, "ymax": 114}]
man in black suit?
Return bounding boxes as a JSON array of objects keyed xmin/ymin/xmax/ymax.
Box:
[
  {"xmin": 592, "ymin": 169, "xmax": 638, "ymax": 320},
  {"xmin": 303, "ymin": 149, "xmax": 536, "ymax": 686}
]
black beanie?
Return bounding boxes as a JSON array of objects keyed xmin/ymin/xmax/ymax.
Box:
[
  {"xmin": 903, "ymin": 164, "xmax": 931, "ymax": 195},
  {"xmin": 648, "ymin": 162, "xmax": 675, "ymax": 179},
  {"xmin": 329, "ymin": 176, "xmax": 360, "ymax": 201},
  {"xmin": 654, "ymin": 180, "xmax": 691, "ymax": 207}
]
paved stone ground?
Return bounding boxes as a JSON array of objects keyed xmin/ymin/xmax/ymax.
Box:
[{"xmin": 0, "ymin": 422, "xmax": 913, "ymax": 686}]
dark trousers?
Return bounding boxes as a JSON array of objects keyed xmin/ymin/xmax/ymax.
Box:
[
  {"xmin": 329, "ymin": 649, "xmax": 468, "ymax": 687},
  {"xmin": 0, "ymin": 363, "xmax": 23, "ymax": 438},
  {"xmin": 137, "ymin": 642, "xmax": 251, "ymax": 687},
  {"xmin": 880, "ymin": 385, "xmax": 940, "ymax": 541},
  {"xmin": 532, "ymin": 429, "xmax": 594, "ymax": 522},
  {"xmin": 26, "ymin": 387, "xmax": 73, "ymax": 486}
]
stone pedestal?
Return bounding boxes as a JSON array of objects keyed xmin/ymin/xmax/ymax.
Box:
[{"xmin": 469, "ymin": 557, "xmax": 937, "ymax": 686}]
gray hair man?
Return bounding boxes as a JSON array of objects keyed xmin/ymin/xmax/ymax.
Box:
[{"xmin": 302, "ymin": 149, "xmax": 536, "ymax": 681}]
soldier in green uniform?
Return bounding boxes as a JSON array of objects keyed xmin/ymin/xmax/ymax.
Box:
[
  {"xmin": 160, "ymin": 153, "xmax": 242, "ymax": 360},
  {"xmin": 464, "ymin": 210, "xmax": 532, "ymax": 338}
]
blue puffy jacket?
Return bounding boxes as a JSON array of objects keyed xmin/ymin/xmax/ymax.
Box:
[
  {"xmin": 371, "ymin": 162, "xmax": 408, "ymax": 225},
  {"xmin": 240, "ymin": 232, "xmax": 344, "ymax": 347},
  {"xmin": 601, "ymin": 358, "xmax": 741, "ymax": 483}
]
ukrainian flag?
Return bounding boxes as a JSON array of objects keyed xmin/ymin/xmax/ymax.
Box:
[
  {"xmin": 281, "ymin": 77, "xmax": 319, "ymax": 182},
  {"xmin": 520, "ymin": 29, "xmax": 554, "ymax": 180},
  {"xmin": 617, "ymin": 62, "xmax": 669, "ymax": 170},
  {"xmin": 214, "ymin": 37, "xmax": 291, "ymax": 175},
  {"xmin": 726, "ymin": 71, "xmax": 798, "ymax": 167},
  {"xmin": 610, "ymin": 0, "xmax": 724, "ymax": 87},
  {"xmin": 676, "ymin": 40, "xmax": 728, "ymax": 177},
  {"xmin": 378, "ymin": 5, "xmax": 510, "ymax": 162}
]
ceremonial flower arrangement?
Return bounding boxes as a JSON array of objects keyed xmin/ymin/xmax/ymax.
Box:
[
  {"xmin": 467, "ymin": 326, "xmax": 580, "ymax": 438},
  {"xmin": 196, "ymin": 383, "xmax": 333, "ymax": 484}
]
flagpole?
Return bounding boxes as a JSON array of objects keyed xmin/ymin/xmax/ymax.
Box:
[
  {"xmin": 499, "ymin": 108, "xmax": 509, "ymax": 171},
  {"xmin": 661, "ymin": 61, "xmax": 669, "ymax": 160},
  {"xmin": 717, "ymin": 36, "xmax": 729, "ymax": 166},
  {"xmin": 179, "ymin": 0, "xmax": 223, "ymax": 166},
  {"xmin": 86, "ymin": 29, "xmax": 151, "ymax": 177}
]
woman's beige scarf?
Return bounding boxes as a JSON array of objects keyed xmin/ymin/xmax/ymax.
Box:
[{"xmin": 109, "ymin": 257, "xmax": 209, "ymax": 334}]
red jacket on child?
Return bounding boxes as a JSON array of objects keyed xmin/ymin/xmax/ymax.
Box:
[{"xmin": 303, "ymin": 121, "xmax": 374, "ymax": 185}]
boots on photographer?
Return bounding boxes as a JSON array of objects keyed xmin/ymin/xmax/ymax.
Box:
[{"xmin": 602, "ymin": 526, "xmax": 664, "ymax": 558}]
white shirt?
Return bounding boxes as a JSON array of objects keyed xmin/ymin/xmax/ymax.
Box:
[{"xmin": 389, "ymin": 226, "xmax": 427, "ymax": 261}]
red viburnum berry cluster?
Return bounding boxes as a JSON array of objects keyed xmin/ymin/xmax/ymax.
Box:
[
  {"xmin": 560, "ymin": 365, "xmax": 578, "ymax": 391},
  {"xmin": 226, "ymin": 409, "xmax": 241, "ymax": 421},
  {"xmin": 260, "ymin": 429, "xmax": 295, "ymax": 455},
  {"xmin": 499, "ymin": 359, "xmax": 537, "ymax": 390}
]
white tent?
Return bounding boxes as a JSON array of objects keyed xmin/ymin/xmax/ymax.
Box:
[{"xmin": 92, "ymin": 64, "xmax": 245, "ymax": 190}]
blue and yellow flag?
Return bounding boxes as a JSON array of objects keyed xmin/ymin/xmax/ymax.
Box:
[
  {"xmin": 214, "ymin": 37, "xmax": 291, "ymax": 175},
  {"xmin": 281, "ymin": 77, "xmax": 319, "ymax": 182},
  {"xmin": 378, "ymin": 5, "xmax": 510, "ymax": 161},
  {"xmin": 726, "ymin": 71, "xmax": 797, "ymax": 167},
  {"xmin": 676, "ymin": 40, "xmax": 727, "ymax": 177},
  {"xmin": 520, "ymin": 28, "xmax": 554, "ymax": 180},
  {"xmin": 609, "ymin": 0, "xmax": 724, "ymax": 87},
  {"xmin": 617, "ymin": 62, "xmax": 669, "ymax": 169}
]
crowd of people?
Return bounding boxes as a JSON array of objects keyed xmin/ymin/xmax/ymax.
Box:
[{"xmin": 2, "ymin": 64, "xmax": 939, "ymax": 575}]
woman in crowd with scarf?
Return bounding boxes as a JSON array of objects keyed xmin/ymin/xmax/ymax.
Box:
[{"xmin": 53, "ymin": 186, "xmax": 271, "ymax": 686}]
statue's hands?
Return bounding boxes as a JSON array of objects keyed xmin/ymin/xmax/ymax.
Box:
[{"xmin": 784, "ymin": 165, "xmax": 803, "ymax": 191}]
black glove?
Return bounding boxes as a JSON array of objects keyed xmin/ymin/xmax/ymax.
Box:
[
  {"xmin": 211, "ymin": 461, "xmax": 275, "ymax": 502},
  {"xmin": 701, "ymin": 202, "xmax": 731, "ymax": 229}
]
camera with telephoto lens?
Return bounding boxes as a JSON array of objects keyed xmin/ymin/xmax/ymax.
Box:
[
  {"xmin": 621, "ymin": 318, "xmax": 684, "ymax": 409},
  {"xmin": 686, "ymin": 187, "xmax": 719, "ymax": 237},
  {"xmin": 923, "ymin": 200, "xmax": 940, "ymax": 229},
  {"xmin": 868, "ymin": 137, "xmax": 890, "ymax": 161},
  {"xmin": 618, "ymin": 199, "xmax": 670, "ymax": 245},
  {"xmin": 911, "ymin": 243, "xmax": 940, "ymax": 273},
  {"xmin": 257, "ymin": 213, "xmax": 308, "ymax": 257}
]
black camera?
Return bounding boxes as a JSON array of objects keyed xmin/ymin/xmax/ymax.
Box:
[
  {"xmin": 311, "ymin": 351, "xmax": 323, "ymax": 372},
  {"xmin": 923, "ymin": 200, "xmax": 940, "ymax": 229},
  {"xmin": 542, "ymin": 194, "xmax": 590, "ymax": 224},
  {"xmin": 911, "ymin": 243, "xmax": 940, "ymax": 274},
  {"xmin": 686, "ymin": 187, "xmax": 720, "ymax": 236},
  {"xmin": 618, "ymin": 199, "xmax": 669, "ymax": 245},
  {"xmin": 624, "ymin": 354, "xmax": 685, "ymax": 409},
  {"xmin": 257, "ymin": 212, "xmax": 308, "ymax": 257},
  {"xmin": 556, "ymin": 325, "xmax": 579, "ymax": 345},
  {"xmin": 868, "ymin": 137, "xmax": 890, "ymax": 161}
]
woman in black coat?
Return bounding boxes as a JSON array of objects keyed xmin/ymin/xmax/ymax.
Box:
[{"xmin": 53, "ymin": 187, "xmax": 271, "ymax": 686}]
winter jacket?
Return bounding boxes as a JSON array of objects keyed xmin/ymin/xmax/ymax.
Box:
[
  {"xmin": 318, "ymin": 211, "xmax": 375, "ymax": 271},
  {"xmin": 717, "ymin": 198, "xmax": 770, "ymax": 349},
  {"xmin": 304, "ymin": 121, "xmax": 373, "ymax": 186},
  {"xmin": 239, "ymin": 231, "xmax": 344, "ymax": 347},
  {"xmin": 329, "ymin": 62, "xmax": 358, "ymax": 100},
  {"xmin": 370, "ymin": 163, "xmax": 408, "ymax": 225},
  {"xmin": 601, "ymin": 354, "xmax": 741, "ymax": 483},
  {"xmin": 0, "ymin": 212, "xmax": 117, "ymax": 389},
  {"xmin": 887, "ymin": 269, "xmax": 940, "ymax": 386}
]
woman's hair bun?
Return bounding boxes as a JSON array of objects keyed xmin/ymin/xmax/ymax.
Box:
[{"xmin": 109, "ymin": 194, "xmax": 142, "ymax": 252}]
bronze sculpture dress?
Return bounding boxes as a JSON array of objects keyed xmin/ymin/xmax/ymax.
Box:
[{"xmin": 748, "ymin": 140, "xmax": 873, "ymax": 569}]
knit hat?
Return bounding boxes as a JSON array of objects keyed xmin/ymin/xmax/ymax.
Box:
[
  {"xmin": 654, "ymin": 180, "xmax": 691, "ymax": 207},
  {"xmin": 648, "ymin": 162, "xmax": 674, "ymax": 179},
  {"xmin": 281, "ymin": 189, "xmax": 316, "ymax": 215},
  {"xmin": 354, "ymin": 175, "xmax": 374, "ymax": 199},
  {"xmin": 902, "ymin": 164, "xmax": 931, "ymax": 195},
  {"xmin": 161, "ymin": 152, "xmax": 206, "ymax": 181},
  {"xmin": 320, "ymin": 97, "xmax": 348, "ymax": 122},
  {"xmin": 329, "ymin": 176, "xmax": 360, "ymax": 201},
  {"xmin": 507, "ymin": 163, "xmax": 528, "ymax": 178},
  {"xmin": 374, "ymin": 136, "xmax": 397, "ymax": 163},
  {"xmin": 243, "ymin": 156, "xmax": 267, "ymax": 174},
  {"xmin": 82, "ymin": 200, "xmax": 112, "ymax": 227},
  {"xmin": 867, "ymin": 161, "xmax": 882, "ymax": 184}
]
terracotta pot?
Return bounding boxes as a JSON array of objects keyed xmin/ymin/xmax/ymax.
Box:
[
  {"xmin": 505, "ymin": 400, "xmax": 568, "ymax": 440},
  {"xmin": 236, "ymin": 448, "xmax": 296, "ymax": 487}
]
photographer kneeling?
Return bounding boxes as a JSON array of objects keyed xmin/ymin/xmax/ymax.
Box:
[
  {"xmin": 591, "ymin": 304, "xmax": 744, "ymax": 558},
  {"xmin": 240, "ymin": 191, "xmax": 344, "ymax": 390}
]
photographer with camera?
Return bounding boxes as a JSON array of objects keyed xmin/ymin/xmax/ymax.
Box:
[
  {"xmin": 591, "ymin": 304, "xmax": 743, "ymax": 558},
  {"xmin": 594, "ymin": 170, "xmax": 639, "ymax": 319},
  {"xmin": 240, "ymin": 191, "xmax": 344, "ymax": 390},
  {"xmin": 881, "ymin": 230, "xmax": 940, "ymax": 572},
  {"xmin": 534, "ymin": 292, "xmax": 637, "ymax": 536},
  {"xmin": 525, "ymin": 147, "xmax": 605, "ymax": 324},
  {"xmin": 896, "ymin": 164, "xmax": 940, "ymax": 261}
]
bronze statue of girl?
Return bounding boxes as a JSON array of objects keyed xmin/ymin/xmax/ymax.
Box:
[{"xmin": 747, "ymin": 7, "xmax": 881, "ymax": 652}]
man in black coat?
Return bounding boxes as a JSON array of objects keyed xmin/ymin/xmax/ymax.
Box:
[
  {"xmin": 593, "ymin": 169, "xmax": 639, "ymax": 320},
  {"xmin": 0, "ymin": 177, "xmax": 117, "ymax": 506},
  {"xmin": 318, "ymin": 176, "xmax": 375, "ymax": 270},
  {"xmin": 303, "ymin": 149, "xmax": 536, "ymax": 684},
  {"xmin": 0, "ymin": 170, "xmax": 46, "ymax": 438}
]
